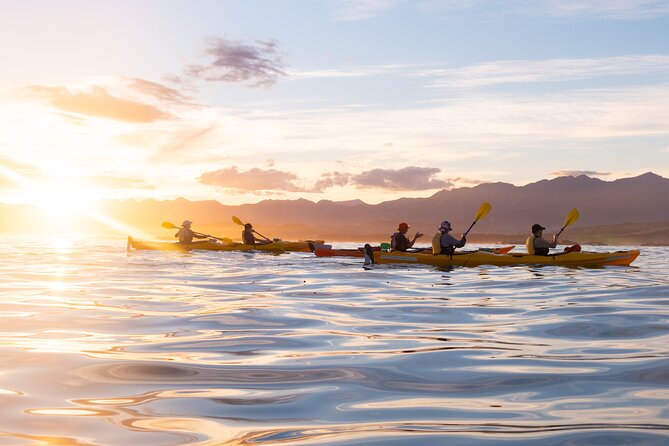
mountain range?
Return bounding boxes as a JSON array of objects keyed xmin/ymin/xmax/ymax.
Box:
[{"xmin": 2, "ymin": 172, "xmax": 668, "ymax": 245}]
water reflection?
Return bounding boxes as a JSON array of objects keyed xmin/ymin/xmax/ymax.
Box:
[{"xmin": 0, "ymin": 241, "xmax": 667, "ymax": 445}]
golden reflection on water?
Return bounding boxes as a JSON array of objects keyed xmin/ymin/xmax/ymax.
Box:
[
  {"xmin": 0, "ymin": 240, "xmax": 667, "ymax": 445},
  {"xmin": 129, "ymin": 417, "xmax": 240, "ymax": 446}
]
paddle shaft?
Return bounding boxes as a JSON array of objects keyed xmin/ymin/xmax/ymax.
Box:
[
  {"xmin": 555, "ymin": 225, "xmax": 568, "ymax": 238},
  {"xmin": 250, "ymin": 229, "xmax": 271, "ymax": 242},
  {"xmin": 462, "ymin": 221, "xmax": 477, "ymax": 238}
]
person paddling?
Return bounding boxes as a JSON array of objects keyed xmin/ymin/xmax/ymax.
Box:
[
  {"xmin": 390, "ymin": 222, "xmax": 424, "ymax": 252},
  {"xmin": 527, "ymin": 223, "xmax": 558, "ymax": 255},
  {"xmin": 432, "ymin": 220, "xmax": 466, "ymax": 255},
  {"xmin": 175, "ymin": 220, "xmax": 209, "ymax": 245},
  {"xmin": 242, "ymin": 223, "xmax": 272, "ymax": 246},
  {"xmin": 527, "ymin": 223, "xmax": 581, "ymax": 255}
]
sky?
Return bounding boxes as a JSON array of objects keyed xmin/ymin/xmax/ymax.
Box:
[{"xmin": 1, "ymin": 0, "xmax": 669, "ymax": 208}]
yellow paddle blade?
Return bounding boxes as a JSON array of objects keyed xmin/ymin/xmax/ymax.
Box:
[
  {"xmin": 232, "ymin": 216, "xmax": 244, "ymax": 226},
  {"xmin": 219, "ymin": 237, "xmax": 234, "ymax": 244},
  {"xmin": 162, "ymin": 221, "xmax": 178, "ymax": 229},
  {"xmin": 564, "ymin": 208, "xmax": 580, "ymax": 227},
  {"xmin": 475, "ymin": 202, "xmax": 492, "ymax": 222}
]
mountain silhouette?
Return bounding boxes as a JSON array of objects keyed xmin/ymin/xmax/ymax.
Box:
[{"xmin": 2, "ymin": 172, "xmax": 668, "ymax": 244}]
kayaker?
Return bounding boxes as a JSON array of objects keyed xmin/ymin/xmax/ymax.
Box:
[
  {"xmin": 390, "ymin": 222, "xmax": 423, "ymax": 252},
  {"xmin": 432, "ymin": 220, "xmax": 466, "ymax": 255},
  {"xmin": 528, "ymin": 223, "xmax": 558, "ymax": 255},
  {"xmin": 242, "ymin": 223, "xmax": 272, "ymax": 246},
  {"xmin": 175, "ymin": 220, "xmax": 208, "ymax": 245}
]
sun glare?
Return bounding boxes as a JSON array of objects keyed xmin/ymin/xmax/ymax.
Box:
[{"xmin": 25, "ymin": 182, "xmax": 99, "ymax": 215}]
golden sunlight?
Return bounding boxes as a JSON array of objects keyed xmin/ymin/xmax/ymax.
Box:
[{"xmin": 23, "ymin": 181, "xmax": 99, "ymax": 216}]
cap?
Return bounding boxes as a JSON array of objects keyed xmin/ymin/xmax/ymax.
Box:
[
  {"xmin": 398, "ymin": 222, "xmax": 409, "ymax": 231},
  {"xmin": 182, "ymin": 220, "xmax": 193, "ymax": 226},
  {"xmin": 244, "ymin": 223, "xmax": 252, "ymax": 228},
  {"xmin": 532, "ymin": 224, "xmax": 546, "ymax": 232},
  {"xmin": 439, "ymin": 220, "xmax": 452, "ymax": 232}
]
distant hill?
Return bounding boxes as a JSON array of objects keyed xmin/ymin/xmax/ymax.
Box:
[{"xmin": 2, "ymin": 172, "xmax": 669, "ymax": 245}]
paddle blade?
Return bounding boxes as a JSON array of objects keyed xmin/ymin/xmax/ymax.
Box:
[
  {"xmin": 475, "ymin": 202, "xmax": 492, "ymax": 222},
  {"xmin": 563, "ymin": 208, "xmax": 580, "ymax": 227},
  {"xmin": 161, "ymin": 221, "xmax": 178, "ymax": 229},
  {"xmin": 232, "ymin": 216, "xmax": 244, "ymax": 226}
]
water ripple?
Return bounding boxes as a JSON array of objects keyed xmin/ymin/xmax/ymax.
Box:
[{"xmin": 0, "ymin": 240, "xmax": 667, "ymax": 445}]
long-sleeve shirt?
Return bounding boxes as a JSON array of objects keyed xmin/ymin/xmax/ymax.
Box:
[{"xmin": 439, "ymin": 232, "xmax": 465, "ymax": 254}]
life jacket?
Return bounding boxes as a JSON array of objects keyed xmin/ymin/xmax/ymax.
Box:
[
  {"xmin": 431, "ymin": 232, "xmax": 441, "ymax": 255},
  {"xmin": 527, "ymin": 235, "xmax": 550, "ymax": 256},
  {"xmin": 525, "ymin": 236, "xmax": 535, "ymax": 255},
  {"xmin": 432, "ymin": 232, "xmax": 455, "ymax": 255},
  {"xmin": 390, "ymin": 232, "xmax": 399, "ymax": 251}
]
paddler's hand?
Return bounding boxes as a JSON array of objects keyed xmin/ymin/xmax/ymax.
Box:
[{"xmin": 414, "ymin": 232, "xmax": 424, "ymax": 239}]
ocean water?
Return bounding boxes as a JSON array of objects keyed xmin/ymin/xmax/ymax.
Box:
[{"xmin": 0, "ymin": 238, "xmax": 668, "ymax": 445}]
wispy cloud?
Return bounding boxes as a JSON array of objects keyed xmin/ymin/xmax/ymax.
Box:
[
  {"xmin": 421, "ymin": 0, "xmax": 669, "ymax": 19},
  {"xmin": 526, "ymin": 0, "xmax": 669, "ymax": 19},
  {"xmin": 352, "ymin": 166, "xmax": 451, "ymax": 190},
  {"xmin": 199, "ymin": 166, "xmax": 306, "ymax": 192},
  {"xmin": 23, "ymin": 85, "xmax": 171, "ymax": 123},
  {"xmin": 331, "ymin": 0, "xmax": 400, "ymax": 21},
  {"xmin": 551, "ymin": 170, "xmax": 611, "ymax": 177},
  {"xmin": 125, "ymin": 77, "xmax": 194, "ymax": 105},
  {"xmin": 185, "ymin": 37, "xmax": 286, "ymax": 88},
  {"xmin": 288, "ymin": 64, "xmax": 412, "ymax": 80},
  {"xmin": 418, "ymin": 55, "xmax": 669, "ymax": 88}
]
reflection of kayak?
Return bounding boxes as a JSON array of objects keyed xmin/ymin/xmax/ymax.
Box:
[
  {"xmin": 315, "ymin": 245, "xmax": 515, "ymax": 258},
  {"xmin": 314, "ymin": 246, "xmax": 379, "ymax": 258},
  {"xmin": 370, "ymin": 249, "xmax": 640, "ymax": 267},
  {"xmin": 127, "ymin": 237, "xmax": 323, "ymax": 253}
]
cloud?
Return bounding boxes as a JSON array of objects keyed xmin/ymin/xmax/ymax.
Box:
[
  {"xmin": 199, "ymin": 166, "xmax": 306, "ymax": 192},
  {"xmin": 24, "ymin": 85, "xmax": 171, "ymax": 123},
  {"xmin": 351, "ymin": 166, "xmax": 451, "ymax": 190},
  {"xmin": 312, "ymin": 171, "xmax": 352, "ymax": 192},
  {"xmin": 419, "ymin": 55, "xmax": 669, "ymax": 89},
  {"xmin": 332, "ymin": 0, "xmax": 399, "ymax": 21},
  {"xmin": 526, "ymin": 0, "xmax": 669, "ymax": 19},
  {"xmin": 448, "ymin": 176, "xmax": 489, "ymax": 186},
  {"xmin": 125, "ymin": 77, "xmax": 194, "ymax": 105},
  {"xmin": 421, "ymin": 0, "xmax": 669, "ymax": 19},
  {"xmin": 89, "ymin": 175, "xmax": 154, "ymax": 190},
  {"xmin": 185, "ymin": 37, "xmax": 286, "ymax": 88},
  {"xmin": 551, "ymin": 170, "xmax": 611, "ymax": 177}
]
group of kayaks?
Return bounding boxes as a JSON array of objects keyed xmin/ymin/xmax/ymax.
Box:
[
  {"xmin": 127, "ymin": 236, "xmax": 640, "ymax": 268},
  {"xmin": 127, "ymin": 208, "xmax": 640, "ymax": 268}
]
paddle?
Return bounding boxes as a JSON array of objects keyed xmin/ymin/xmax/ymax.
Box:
[
  {"xmin": 231, "ymin": 216, "xmax": 272, "ymax": 242},
  {"xmin": 161, "ymin": 222, "xmax": 234, "ymax": 244},
  {"xmin": 462, "ymin": 202, "xmax": 492, "ymax": 238},
  {"xmin": 555, "ymin": 208, "xmax": 579, "ymax": 238}
]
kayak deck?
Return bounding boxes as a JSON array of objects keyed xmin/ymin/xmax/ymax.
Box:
[
  {"xmin": 128, "ymin": 236, "xmax": 322, "ymax": 253},
  {"xmin": 315, "ymin": 245, "xmax": 515, "ymax": 258},
  {"xmin": 372, "ymin": 249, "xmax": 640, "ymax": 267}
]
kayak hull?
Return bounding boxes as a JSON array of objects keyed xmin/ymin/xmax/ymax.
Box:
[
  {"xmin": 314, "ymin": 247, "xmax": 378, "ymax": 258},
  {"xmin": 372, "ymin": 249, "xmax": 640, "ymax": 267},
  {"xmin": 128, "ymin": 237, "xmax": 322, "ymax": 253},
  {"xmin": 316, "ymin": 245, "xmax": 515, "ymax": 258}
]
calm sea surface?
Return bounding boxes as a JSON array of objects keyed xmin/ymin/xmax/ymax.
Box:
[{"xmin": 0, "ymin": 238, "xmax": 668, "ymax": 445}]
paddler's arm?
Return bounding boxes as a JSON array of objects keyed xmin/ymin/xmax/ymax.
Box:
[{"xmin": 408, "ymin": 231, "xmax": 424, "ymax": 247}]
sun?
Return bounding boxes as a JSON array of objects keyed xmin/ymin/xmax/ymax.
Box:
[{"xmin": 24, "ymin": 181, "xmax": 100, "ymax": 216}]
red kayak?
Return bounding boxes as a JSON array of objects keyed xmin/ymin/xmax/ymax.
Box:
[{"xmin": 315, "ymin": 245, "xmax": 515, "ymax": 258}]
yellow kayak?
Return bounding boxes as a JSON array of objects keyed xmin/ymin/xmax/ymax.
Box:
[
  {"xmin": 127, "ymin": 236, "xmax": 323, "ymax": 253},
  {"xmin": 371, "ymin": 249, "xmax": 640, "ymax": 267}
]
